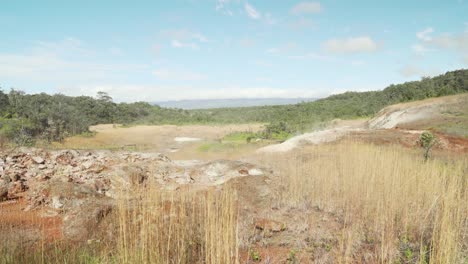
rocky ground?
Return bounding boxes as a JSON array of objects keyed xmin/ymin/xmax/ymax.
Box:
[
  {"xmin": 0, "ymin": 148, "xmax": 272, "ymax": 243},
  {"xmin": 0, "ymin": 146, "xmax": 352, "ymax": 262}
]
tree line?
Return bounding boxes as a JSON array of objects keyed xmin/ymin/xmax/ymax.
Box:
[{"xmin": 1, "ymin": 69, "xmax": 467, "ymax": 145}]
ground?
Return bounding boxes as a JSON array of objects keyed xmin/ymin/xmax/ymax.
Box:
[{"xmin": 1, "ymin": 94, "xmax": 468, "ymax": 263}]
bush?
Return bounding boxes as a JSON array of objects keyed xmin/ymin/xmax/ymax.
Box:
[
  {"xmin": 261, "ymin": 121, "xmax": 292, "ymax": 141},
  {"xmin": 419, "ymin": 131, "xmax": 436, "ymax": 161}
]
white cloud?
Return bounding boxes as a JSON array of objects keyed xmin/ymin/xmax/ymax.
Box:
[
  {"xmin": 266, "ymin": 48, "xmax": 280, "ymax": 54},
  {"xmin": 399, "ymin": 65, "xmax": 440, "ymax": 78},
  {"xmin": 58, "ymin": 84, "xmax": 326, "ymax": 102},
  {"xmin": 162, "ymin": 29, "xmax": 208, "ymax": 50},
  {"xmin": 322, "ymin": 36, "xmax": 379, "ymax": 54},
  {"xmin": 411, "ymin": 44, "xmax": 431, "ymax": 54},
  {"xmin": 290, "ymin": 2, "xmax": 322, "ymax": 15},
  {"xmin": 245, "ymin": 2, "xmax": 261, "ymax": 19},
  {"xmin": 171, "ymin": 40, "xmax": 199, "ymax": 50},
  {"xmin": 0, "ymin": 38, "xmax": 148, "ymax": 83},
  {"xmin": 416, "ymin": 27, "xmax": 433, "ymax": 41},
  {"xmin": 162, "ymin": 29, "xmax": 209, "ymax": 42},
  {"xmin": 287, "ymin": 52, "xmax": 331, "ymax": 61},
  {"xmin": 152, "ymin": 69, "xmax": 207, "ymax": 81},
  {"xmin": 415, "ymin": 27, "xmax": 468, "ymax": 63},
  {"xmin": 216, "ymin": 0, "xmax": 235, "ymax": 16}
]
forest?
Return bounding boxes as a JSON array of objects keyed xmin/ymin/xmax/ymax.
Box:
[{"xmin": 1, "ymin": 69, "xmax": 467, "ymax": 145}]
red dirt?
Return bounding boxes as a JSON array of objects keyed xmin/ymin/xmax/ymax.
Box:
[
  {"xmin": 0, "ymin": 198, "xmax": 63, "ymax": 242},
  {"xmin": 348, "ymin": 129, "xmax": 468, "ymax": 153}
]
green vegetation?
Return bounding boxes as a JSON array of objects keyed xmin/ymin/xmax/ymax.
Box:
[
  {"xmin": 419, "ymin": 131, "xmax": 436, "ymax": 161},
  {"xmin": 1, "ymin": 69, "xmax": 467, "ymax": 145},
  {"xmin": 189, "ymin": 69, "xmax": 468, "ymax": 131}
]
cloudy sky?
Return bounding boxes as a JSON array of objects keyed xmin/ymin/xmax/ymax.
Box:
[{"xmin": 0, "ymin": 0, "xmax": 467, "ymax": 102}]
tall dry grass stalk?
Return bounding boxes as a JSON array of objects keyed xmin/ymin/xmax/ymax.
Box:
[
  {"xmin": 115, "ymin": 183, "xmax": 239, "ymax": 264},
  {"xmin": 258, "ymin": 141, "xmax": 467, "ymax": 263}
]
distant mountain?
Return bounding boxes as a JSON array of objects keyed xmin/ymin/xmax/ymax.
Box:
[{"xmin": 154, "ymin": 98, "xmax": 317, "ymax": 109}]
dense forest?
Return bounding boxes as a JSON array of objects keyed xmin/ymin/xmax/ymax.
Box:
[{"xmin": 1, "ymin": 69, "xmax": 467, "ymax": 145}]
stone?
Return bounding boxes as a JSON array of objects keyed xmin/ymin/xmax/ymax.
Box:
[
  {"xmin": 32, "ymin": 156, "xmax": 45, "ymax": 164},
  {"xmin": 248, "ymin": 168, "xmax": 263, "ymax": 176},
  {"xmin": 51, "ymin": 196, "xmax": 64, "ymax": 209},
  {"xmin": 7, "ymin": 181, "xmax": 26, "ymax": 198}
]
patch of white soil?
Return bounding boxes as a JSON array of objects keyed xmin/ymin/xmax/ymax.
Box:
[
  {"xmin": 367, "ymin": 103, "xmax": 442, "ymax": 129},
  {"xmin": 258, "ymin": 127, "xmax": 361, "ymax": 153},
  {"xmin": 174, "ymin": 137, "xmax": 202, "ymax": 142}
]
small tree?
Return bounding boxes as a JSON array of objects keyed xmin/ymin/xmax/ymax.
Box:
[{"xmin": 419, "ymin": 131, "xmax": 436, "ymax": 161}]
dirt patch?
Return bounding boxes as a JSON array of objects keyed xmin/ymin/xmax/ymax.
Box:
[
  {"xmin": 348, "ymin": 129, "xmax": 468, "ymax": 153},
  {"xmin": 54, "ymin": 124, "xmax": 264, "ymax": 157},
  {"xmin": 367, "ymin": 94, "xmax": 468, "ymax": 136},
  {"xmin": 0, "ymin": 198, "xmax": 62, "ymax": 244},
  {"xmin": 258, "ymin": 127, "xmax": 363, "ymax": 153}
]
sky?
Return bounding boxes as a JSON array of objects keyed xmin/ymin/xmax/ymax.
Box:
[{"xmin": 0, "ymin": 0, "xmax": 467, "ymax": 102}]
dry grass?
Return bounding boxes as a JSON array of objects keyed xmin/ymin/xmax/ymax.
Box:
[
  {"xmin": 50, "ymin": 124, "xmax": 264, "ymax": 152},
  {"xmin": 1, "ymin": 184, "xmax": 239, "ymax": 264},
  {"xmin": 114, "ymin": 183, "xmax": 239, "ymax": 264},
  {"xmin": 257, "ymin": 141, "xmax": 468, "ymax": 263},
  {"xmin": 2, "ymin": 140, "xmax": 467, "ymax": 263}
]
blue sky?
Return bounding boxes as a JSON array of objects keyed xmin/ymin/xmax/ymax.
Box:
[{"xmin": 0, "ymin": 0, "xmax": 467, "ymax": 102}]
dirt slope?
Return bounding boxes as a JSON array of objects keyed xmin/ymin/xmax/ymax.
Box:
[{"xmin": 367, "ymin": 93, "xmax": 468, "ymax": 136}]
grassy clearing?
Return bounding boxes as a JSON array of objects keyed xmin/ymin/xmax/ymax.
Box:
[{"xmin": 257, "ymin": 142, "xmax": 468, "ymax": 263}]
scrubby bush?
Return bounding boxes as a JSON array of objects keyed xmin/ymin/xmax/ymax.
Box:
[{"xmin": 419, "ymin": 131, "xmax": 436, "ymax": 161}]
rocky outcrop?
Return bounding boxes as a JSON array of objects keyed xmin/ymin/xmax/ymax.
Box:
[{"xmin": 0, "ymin": 148, "xmax": 270, "ymax": 242}]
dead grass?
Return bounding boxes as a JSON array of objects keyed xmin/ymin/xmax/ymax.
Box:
[
  {"xmin": 2, "ymin": 140, "xmax": 467, "ymax": 263},
  {"xmin": 50, "ymin": 124, "xmax": 264, "ymax": 152},
  {"xmin": 114, "ymin": 183, "xmax": 239, "ymax": 264},
  {"xmin": 256, "ymin": 141, "xmax": 468, "ymax": 263}
]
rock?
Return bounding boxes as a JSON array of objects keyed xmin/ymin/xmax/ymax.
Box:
[
  {"xmin": 254, "ymin": 218, "xmax": 286, "ymax": 232},
  {"xmin": 51, "ymin": 196, "xmax": 64, "ymax": 209},
  {"xmin": 0, "ymin": 181, "xmax": 8, "ymax": 201},
  {"xmin": 55, "ymin": 151, "xmax": 76, "ymax": 165},
  {"xmin": 248, "ymin": 168, "xmax": 263, "ymax": 176},
  {"xmin": 82, "ymin": 160, "xmax": 95, "ymax": 170},
  {"xmin": 63, "ymin": 201, "xmax": 113, "ymax": 242},
  {"xmin": 7, "ymin": 181, "xmax": 26, "ymax": 199},
  {"xmin": 32, "ymin": 156, "xmax": 45, "ymax": 164}
]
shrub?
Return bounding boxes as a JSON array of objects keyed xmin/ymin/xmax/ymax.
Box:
[{"xmin": 419, "ymin": 131, "xmax": 436, "ymax": 161}]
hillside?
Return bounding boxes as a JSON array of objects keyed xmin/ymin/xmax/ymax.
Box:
[
  {"xmin": 1, "ymin": 69, "xmax": 467, "ymax": 146},
  {"xmin": 190, "ymin": 69, "xmax": 468, "ymax": 130}
]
